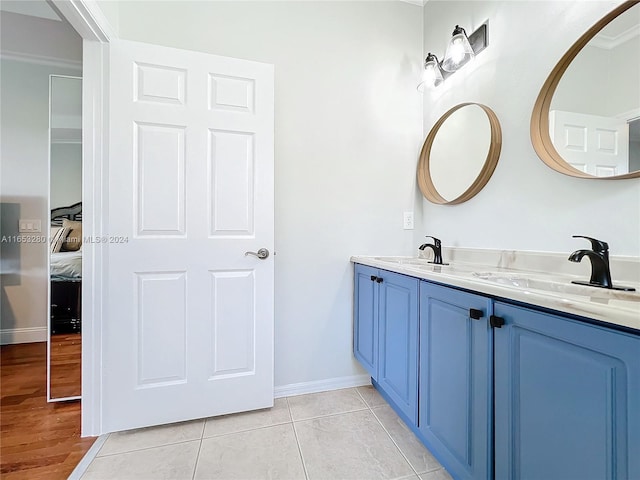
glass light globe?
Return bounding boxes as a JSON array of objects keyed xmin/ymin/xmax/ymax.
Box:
[
  {"xmin": 417, "ymin": 53, "xmax": 444, "ymax": 91},
  {"xmin": 442, "ymin": 26, "xmax": 475, "ymax": 72}
]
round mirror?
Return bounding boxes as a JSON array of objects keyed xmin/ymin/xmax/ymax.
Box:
[
  {"xmin": 417, "ymin": 103, "xmax": 502, "ymax": 205},
  {"xmin": 531, "ymin": 1, "xmax": 640, "ymax": 179}
]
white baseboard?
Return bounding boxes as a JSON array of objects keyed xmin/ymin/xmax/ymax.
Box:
[
  {"xmin": 274, "ymin": 374, "xmax": 371, "ymax": 398},
  {"xmin": 0, "ymin": 327, "xmax": 48, "ymax": 345}
]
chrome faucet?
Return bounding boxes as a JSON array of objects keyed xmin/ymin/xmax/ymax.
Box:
[
  {"xmin": 568, "ymin": 236, "xmax": 613, "ymax": 288},
  {"xmin": 419, "ymin": 236, "xmax": 447, "ymax": 265}
]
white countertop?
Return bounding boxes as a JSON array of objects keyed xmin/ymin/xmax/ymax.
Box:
[{"xmin": 351, "ymin": 255, "xmax": 640, "ymax": 332}]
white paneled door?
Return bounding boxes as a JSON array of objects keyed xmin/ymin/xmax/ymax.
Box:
[
  {"xmin": 105, "ymin": 40, "xmax": 274, "ymax": 432},
  {"xmin": 549, "ymin": 110, "xmax": 629, "ymax": 176}
]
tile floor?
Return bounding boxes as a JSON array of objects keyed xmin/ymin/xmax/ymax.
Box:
[{"xmin": 79, "ymin": 386, "xmax": 453, "ymax": 480}]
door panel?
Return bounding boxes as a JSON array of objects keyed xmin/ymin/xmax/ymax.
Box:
[
  {"xmin": 105, "ymin": 39, "xmax": 274, "ymax": 432},
  {"xmin": 353, "ymin": 264, "xmax": 378, "ymax": 378},
  {"xmin": 377, "ymin": 272, "xmax": 418, "ymax": 423},
  {"xmin": 419, "ymin": 282, "xmax": 492, "ymax": 480},
  {"xmin": 209, "ymin": 74, "xmax": 255, "ymax": 113},
  {"xmin": 208, "ymin": 130, "xmax": 254, "ymax": 235},
  {"xmin": 423, "ymin": 299, "xmax": 469, "ymax": 458},
  {"xmin": 135, "ymin": 272, "xmax": 187, "ymax": 387},
  {"xmin": 135, "ymin": 123, "xmax": 186, "ymax": 236},
  {"xmin": 208, "ymin": 270, "xmax": 255, "ymax": 379},
  {"xmin": 134, "ymin": 62, "xmax": 186, "ymax": 104},
  {"xmin": 550, "ymin": 110, "xmax": 629, "ymax": 176},
  {"xmin": 494, "ymin": 302, "xmax": 640, "ymax": 480}
]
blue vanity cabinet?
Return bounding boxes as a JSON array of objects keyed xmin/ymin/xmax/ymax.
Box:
[
  {"xmin": 354, "ymin": 264, "xmax": 379, "ymax": 378},
  {"xmin": 419, "ymin": 282, "xmax": 493, "ymax": 480},
  {"xmin": 493, "ymin": 302, "xmax": 640, "ymax": 480},
  {"xmin": 353, "ymin": 264, "xmax": 419, "ymax": 423}
]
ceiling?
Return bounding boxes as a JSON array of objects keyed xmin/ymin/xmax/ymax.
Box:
[
  {"xmin": 592, "ymin": 3, "xmax": 640, "ymax": 49},
  {"xmin": 0, "ymin": 0, "xmax": 429, "ymax": 16}
]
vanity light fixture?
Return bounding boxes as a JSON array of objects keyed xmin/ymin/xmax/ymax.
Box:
[{"xmin": 418, "ymin": 22, "xmax": 488, "ymax": 90}]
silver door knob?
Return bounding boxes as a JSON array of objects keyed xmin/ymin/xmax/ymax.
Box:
[{"xmin": 245, "ymin": 248, "xmax": 269, "ymax": 259}]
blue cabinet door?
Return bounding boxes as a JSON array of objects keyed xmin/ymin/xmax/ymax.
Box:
[
  {"xmin": 377, "ymin": 271, "xmax": 419, "ymax": 423},
  {"xmin": 419, "ymin": 282, "xmax": 492, "ymax": 480},
  {"xmin": 353, "ymin": 264, "xmax": 379, "ymax": 378},
  {"xmin": 494, "ymin": 302, "xmax": 640, "ymax": 480}
]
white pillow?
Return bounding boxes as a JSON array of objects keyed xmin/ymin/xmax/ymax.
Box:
[
  {"xmin": 50, "ymin": 226, "xmax": 71, "ymax": 253},
  {"xmin": 50, "ymin": 226, "xmax": 61, "ymax": 245}
]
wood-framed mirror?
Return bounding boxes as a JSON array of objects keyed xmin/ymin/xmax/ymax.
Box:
[
  {"xmin": 417, "ymin": 102, "xmax": 502, "ymax": 205},
  {"xmin": 531, "ymin": 0, "xmax": 640, "ymax": 179}
]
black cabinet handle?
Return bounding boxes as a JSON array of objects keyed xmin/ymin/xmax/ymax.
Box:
[
  {"xmin": 370, "ymin": 275, "xmax": 377, "ymax": 282},
  {"xmin": 490, "ymin": 315, "xmax": 505, "ymax": 328},
  {"xmin": 469, "ymin": 308, "xmax": 483, "ymax": 320},
  {"xmin": 376, "ymin": 277, "xmax": 384, "ymax": 283}
]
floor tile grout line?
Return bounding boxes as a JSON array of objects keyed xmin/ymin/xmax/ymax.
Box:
[
  {"xmin": 289, "ymin": 406, "xmax": 370, "ymax": 423},
  {"xmin": 354, "ymin": 385, "xmax": 392, "ymax": 412},
  {"xmin": 423, "ymin": 466, "xmax": 447, "ymax": 475},
  {"xmin": 369, "ymin": 406, "xmax": 423, "ymax": 478},
  {"xmin": 291, "ymin": 422, "xmax": 311, "ymax": 480},
  {"xmin": 283, "ymin": 395, "xmax": 294, "ymax": 423},
  {"xmin": 202, "ymin": 420, "xmax": 294, "ymax": 439},
  {"xmin": 287, "ymin": 397, "xmax": 310, "ymax": 480},
  {"xmin": 95, "ymin": 438, "xmax": 203, "ymax": 459},
  {"xmin": 191, "ymin": 438, "xmax": 204, "ymax": 480},
  {"xmin": 190, "ymin": 419, "xmax": 206, "ymax": 480},
  {"xmin": 199, "ymin": 419, "xmax": 206, "ymax": 440},
  {"xmin": 354, "ymin": 386, "xmax": 373, "ymax": 411}
]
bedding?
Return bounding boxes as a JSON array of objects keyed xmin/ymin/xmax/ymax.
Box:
[
  {"xmin": 50, "ymin": 226, "xmax": 71, "ymax": 253},
  {"xmin": 62, "ymin": 219, "xmax": 82, "ymax": 251},
  {"xmin": 50, "ymin": 250, "xmax": 82, "ymax": 279}
]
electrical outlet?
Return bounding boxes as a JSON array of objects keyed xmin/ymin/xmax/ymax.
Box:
[{"xmin": 403, "ymin": 211, "xmax": 414, "ymax": 230}]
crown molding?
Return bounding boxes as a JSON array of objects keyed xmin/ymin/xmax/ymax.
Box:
[
  {"xmin": 0, "ymin": 50, "xmax": 82, "ymax": 71},
  {"xmin": 591, "ymin": 23, "xmax": 640, "ymax": 49},
  {"xmin": 398, "ymin": 0, "xmax": 427, "ymax": 6}
]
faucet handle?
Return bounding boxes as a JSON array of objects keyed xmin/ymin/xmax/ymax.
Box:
[
  {"xmin": 424, "ymin": 236, "xmax": 441, "ymax": 247},
  {"xmin": 572, "ymin": 235, "xmax": 609, "ymax": 252}
]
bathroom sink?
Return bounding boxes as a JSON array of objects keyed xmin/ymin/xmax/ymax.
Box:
[
  {"xmin": 471, "ymin": 272, "xmax": 640, "ymax": 302},
  {"xmin": 471, "ymin": 271, "xmax": 542, "ymax": 286},
  {"xmin": 372, "ymin": 256, "xmax": 433, "ymax": 266},
  {"xmin": 371, "ymin": 257, "xmax": 472, "ymax": 273},
  {"xmin": 362, "ymin": 257, "xmax": 640, "ymax": 303}
]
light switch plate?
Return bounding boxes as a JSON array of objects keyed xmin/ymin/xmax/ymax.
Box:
[
  {"xmin": 19, "ymin": 219, "xmax": 42, "ymax": 233},
  {"xmin": 403, "ymin": 212, "xmax": 414, "ymax": 230}
]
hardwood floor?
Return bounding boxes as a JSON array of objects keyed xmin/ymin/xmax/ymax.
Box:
[
  {"xmin": 50, "ymin": 333, "xmax": 82, "ymax": 399},
  {"xmin": 1, "ymin": 342, "xmax": 95, "ymax": 479}
]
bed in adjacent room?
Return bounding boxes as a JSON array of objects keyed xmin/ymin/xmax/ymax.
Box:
[{"xmin": 50, "ymin": 202, "xmax": 82, "ymax": 334}]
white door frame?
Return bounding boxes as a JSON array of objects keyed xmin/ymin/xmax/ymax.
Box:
[{"xmin": 51, "ymin": 0, "xmax": 113, "ymax": 436}]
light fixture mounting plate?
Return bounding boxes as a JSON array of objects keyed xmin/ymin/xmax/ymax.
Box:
[{"xmin": 468, "ymin": 22, "xmax": 488, "ymax": 55}]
